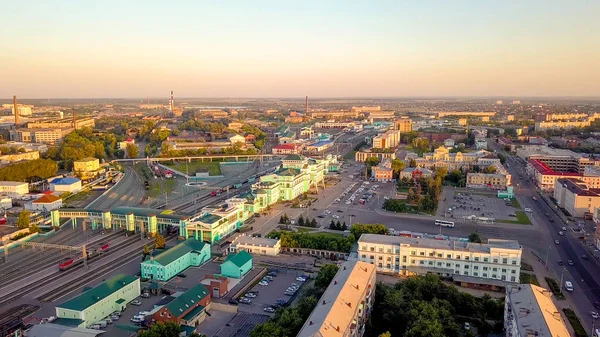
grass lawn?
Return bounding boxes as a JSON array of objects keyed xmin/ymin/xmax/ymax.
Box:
[
  {"xmin": 344, "ymin": 150, "xmax": 357, "ymax": 160},
  {"xmin": 148, "ymin": 179, "xmax": 177, "ymax": 199},
  {"xmin": 545, "ymin": 277, "xmax": 566, "ymax": 300},
  {"xmin": 519, "ymin": 273, "xmax": 540, "ymax": 286},
  {"xmin": 521, "ymin": 261, "xmax": 534, "ymax": 272},
  {"xmin": 511, "ymin": 198, "xmax": 522, "ymax": 209},
  {"xmin": 164, "ymin": 161, "xmax": 222, "ymax": 176},
  {"xmin": 296, "ymin": 227, "xmax": 318, "ymax": 233},
  {"xmin": 397, "ymin": 188, "xmax": 410, "ymax": 193},
  {"xmin": 563, "ymin": 308, "xmax": 589, "ymax": 337},
  {"xmin": 306, "ymin": 231, "xmax": 343, "ymax": 238},
  {"xmin": 497, "ymin": 211, "xmax": 532, "ymax": 225}
]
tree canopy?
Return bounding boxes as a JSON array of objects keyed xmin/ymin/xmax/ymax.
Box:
[
  {"xmin": 0, "ymin": 159, "xmax": 57, "ymax": 182},
  {"xmin": 16, "ymin": 210, "xmax": 31, "ymax": 229},
  {"xmin": 267, "ymin": 231, "xmax": 354, "ymax": 252},
  {"xmin": 350, "ymin": 223, "xmax": 389, "ymax": 239},
  {"xmin": 365, "ymin": 156, "xmax": 381, "ymax": 167},
  {"xmin": 137, "ymin": 321, "xmax": 204, "ymax": 337}
]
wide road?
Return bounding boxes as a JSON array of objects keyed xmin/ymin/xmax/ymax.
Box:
[{"xmin": 489, "ymin": 139, "xmax": 599, "ymax": 333}]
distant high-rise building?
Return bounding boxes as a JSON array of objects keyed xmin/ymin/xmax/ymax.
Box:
[
  {"xmin": 496, "ymin": 100, "xmax": 503, "ymax": 105},
  {"xmin": 512, "ymin": 100, "xmax": 521, "ymax": 105},
  {"xmin": 394, "ymin": 118, "xmax": 412, "ymax": 132}
]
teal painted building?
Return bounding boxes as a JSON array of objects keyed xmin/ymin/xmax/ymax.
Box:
[
  {"xmin": 220, "ymin": 250, "xmax": 252, "ymax": 279},
  {"xmin": 55, "ymin": 274, "xmax": 140, "ymax": 328},
  {"xmin": 141, "ymin": 238, "xmax": 210, "ymax": 281}
]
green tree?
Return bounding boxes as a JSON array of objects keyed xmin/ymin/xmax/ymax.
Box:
[
  {"xmin": 411, "ymin": 137, "xmax": 430, "ymax": 154},
  {"xmin": 379, "ymin": 332, "xmax": 392, "ymax": 337},
  {"xmin": 315, "ymin": 264, "xmax": 339, "ymax": 290},
  {"xmin": 329, "ymin": 220, "xmax": 337, "ymax": 230},
  {"xmin": 143, "ymin": 244, "xmax": 150, "ymax": 255},
  {"xmin": 485, "ymin": 166, "xmax": 497, "ymax": 174},
  {"xmin": 434, "ymin": 167, "xmax": 447, "ymax": 179},
  {"xmin": 350, "ymin": 223, "xmax": 389, "ymax": 239},
  {"xmin": 29, "ymin": 224, "xmax": 41, "ymax": 234},
  {"xmin": 409, "ymin": 158, "xmax": 417, "ymax": 168},
  {"xmin": 126, "ymin": 143, "xmax": 139, "ymax": 158},
  {"xmin": 16, "ymin": 210, "xmax": 31, "ymax": 229},
  {"xmin": 154, "ymin": 233, "xmax": 166, "ymax": 249},
  {"xmin": 137, "ymin": 321, "xmax": 203, "ymax": 337},
  {"xmin": 297, "ymin": 215, "xmax": 305, "ymax": 227},
  {"xmin": 391, "ymin": 159, "xmax": 406, "ymax": 178},
  {"xmin": 0, "ymin": 159, "xmax": 58, "ymax": 182},
  {"xmin": 250, "ymin": 322, "xmax": 286, "ymax": 337},
  {"xmin": 310, "ymin": 218, "xmax": 317, "ymax": 227},
  {"xmin": 365, "ymin": 156, "xmax": 381, "ymax": 167},
  {"xmin": 341, "ymin": 222, "xmax": 347, "ymax": 230},
  {"xmin": 469, "ymin": 232, "xmax": 482, "ymax": 243}
]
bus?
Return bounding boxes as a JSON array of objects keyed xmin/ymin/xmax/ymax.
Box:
[{"xmin": 435, "ymin": 220, "xmax": 455, "ymax": 228}]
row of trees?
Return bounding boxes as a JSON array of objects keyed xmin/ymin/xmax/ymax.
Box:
[
  {"xmin": 137, "ymin": 321, "xmax": 205, "ymax": 337},
  {"xmin": 279, "ymin": 214, "xmax": 318, "ymax": 228},
  {"xmin": 0, "ymin": 159, "xmax": 57, "ymax": 182},
  {"xmin": 366, "ymin": 274, "xmax": 505, "ymax": 337},
  {"xmin": 267, "ymin": 231, "xmax": 354, "ymax": 253},
  {"xmin": 250, "ymin": 264, "xmax": 339, "ymax": 337},
  {"xmin": 329, "ymin": 220, "xmax": 347, "ymax": 231}
]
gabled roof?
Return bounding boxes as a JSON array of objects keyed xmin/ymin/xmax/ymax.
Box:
[
  {"xmin": 278, "ymin": 168, "xmax": 301, "ymax": 176},
  {"xmin": 224, "ymin": 250, "xmax": 252, "ymax": 268},
  {"xmin": 75, "ymin": 157, "xmax": 99, "ymax": 163},
  {"xmin": 33, "ymin": 194, "xmax": 61, "ymax": 204},
  {"xmin": 50, "ymin": 177, "xmax": 81, "ymax": 185},
  {"xmin": 147, "ymin": 238, "xmax": 208, "ymax": 266},
  {"xmin": 165, "ymin": 283, "xmax": 210, "ymax": 318},
  {"xmin": 283, "ymin": 154, "xmax": 304, "ymax": 161},
  {"xmin": 57, "ymin": 274, "xmax": 139, "ymax": 311}
]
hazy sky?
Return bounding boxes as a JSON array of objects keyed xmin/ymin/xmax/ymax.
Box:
[{"xmin": 2, "ymin": 0, "xmax": 599, "ymax": 98}]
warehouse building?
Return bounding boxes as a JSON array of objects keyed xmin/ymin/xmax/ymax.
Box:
[
  {"xmin": 0, "ymin": 181, "xmax": 29, "ymax": 197},
  {"xmin": 297, "ymin": 260, "xmax": 376, "ymax": 337},
  {"xmin": 152, "ymin": 283, "xmax": 211, "ymax": 327},
  {"xmin": 55, "ymin": 274, "xmax": 140, "ymax": 328},
  {"xmin": 50, "ymin": 177, "xmax": 82, "ymax": 193},
  {"xmin": 358, "ymin": 234, "xmax": 522, "ymax": 283},
  {"xmin": 141, "ymin": 238, "xmax": 211, "ymax": 281},
  {"xmin": 220, "ymin": 250, "xmax": 252, "ymax": 278}
]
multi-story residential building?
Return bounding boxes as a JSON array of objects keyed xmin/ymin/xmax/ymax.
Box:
[
  {"xmin": 434, "ymin": 111, "xmax": 496, "ymax": 118},
  {"xmin": 228, "ymin": 121, "xmax": 244, "ymax": 131},
  {"xmin": 73, "ymin": 157, "xmax": 102, "ymax": 180},
  {"xmin": 526, "ymin": 159, "xmax": 600, "ymax": 191},
  {"xmin": 394, "ymin": 118, "xmax": 412, "ymax": 132},
  {"xmin": 372, "ymin": 159, "xmax": 393, "ymax": 182},
  {"xmin": 372, "ymin": 130, "xmax": 400, "ymax": 149},
  {"xmin": 358, "ymin": 234, "xmax": 522, "ymax": 283},
  {"xmin": 55, "ymin": 274, "xmax": 140, "ymax": 328},
  {"xmin": 497, "ymin": 137, "xmax": 516, "ymax": 152},
  {"xmin": 535, "ymin": 112, "xmax": 600, "ymax": 131},
  {"xmin": 310, "ymin": 110, "xmax": 360, "ymax": 119},
  {"xmin": 466, "ymin": 172, "xmax": 510, "ymax": 189},
  {"xmin": 352, "ymin": 106, "xmax": 381, "ymax": 112},
  {"xmin": 355, "ymin": 150, "xmax": 396, "ymax": 162},
  {"xmin": 477, "ymin": 154, "xmax": 502, "ymax": 168},
  {"xmin": 141, "ymin": 238, "xmax": 210, "ymax": 281},
  {"xmin": 504, "ymin": 284, "xmax": 570, "ymax": 337},
  {"xmin": 367, "ymin": 110, "xmax": 395, "ymax": 120},
  {"xmin": 517, "ymin": 145, "xmax": 598, "ymax": 173},
  {"xmin": 0, "ymin": 150, "xmax": 39, "ymax": 164},
  {"xmin": 0, "ymin": 181, "xmax": 29, "ymax": 197},
  {"xmin": 297, "ymin": 260, "xmax": 376, "ymax": 337},
  {"xmin": 553, "ymin": 178, "xmax": 600, "ymax": 217},
  {"xmin": 228, "ymin": 235, "xmax": 281, "ymax": 256}
]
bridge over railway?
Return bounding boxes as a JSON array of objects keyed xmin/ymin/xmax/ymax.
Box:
[{"xmin": 111, "ymin": 154, "xmax": 287, "ymax": 164}]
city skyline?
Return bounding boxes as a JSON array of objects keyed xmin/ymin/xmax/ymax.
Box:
[{"xmin": 2, "ymin": 0, "xmax": 599, "ymax": 98}]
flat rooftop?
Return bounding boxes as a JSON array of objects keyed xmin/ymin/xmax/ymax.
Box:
[
  {"xmin": 506, "ymin": 284, "xmax": 570, "ymax": 337},
  {"xmin": 231, "ymin": 235, "xmax": 280, "ymax": 248},
  {"xmin": 359, "ymin": 234, "xmax": 521, "ymax": 254},
  {"xmin": 518, "ymin": 146, "xmax": 582, "ymax": 159},
  {"xmin": 528, "ymin": 159, "xmax": 582, "ymax": 177}
]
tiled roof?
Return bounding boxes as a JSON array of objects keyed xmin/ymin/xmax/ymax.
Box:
[
  {"xmin": 147, "ymin": 238, "xmax": 208, "ymax": 266},
  {"xmin": 165, "ymin": 283, "xmax": 210, "ymax": 318},
  {"xmin": 224, "ymin": 250, "xmax": 252, "ymax": 267},
  {"xmin": 57, "ymin": 274, "xmax": 138, "ymax": 311},
  {"xmin": 33, "ymin": 194, "xmax": 61, "ymax": 203}
]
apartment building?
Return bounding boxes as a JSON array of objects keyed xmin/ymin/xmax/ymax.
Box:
[
  {"xmin": 310, "ymin": 110, "xmax": 359, "ymax": 119},
  {"xmin": 372, "ymin": 130, "xmax": 400, "ymax": 149},
  {"xmin": 399, "ymin": 167, "xmax": 433, "ymax": 180},
  {"xmin": 10, "ymin": 128, "xmax": 71, "ymax": 144},
  {"xmin": 504, "ymin": 284, "xmax": 570, "ymax": 337},
  {"xmin": 27, "ymin": 117, "xmax": 95, "ymax": 130},
  {"xmin": 0, "ymin": 181, "xmax": 29, "ymax": 197},
  {"xmin": 73, "ymin": 157, "xmax": 102, "ymax": 180},
  {"xmin": 526, "ymin": 159, "xmax": 600, "ymax": 191},
  {"xmin": 358, "ymin": 234, "xmax": 522, "ymax": 283},
  {"xmin": 435, "ymin": 111, "xmax": 496, "ymax": 118},
  {"xmin": 314, "ymin": 121, "xmax": 356, "ymax": 129},
  {"xmin": 297, "ymin": 260, "xmax": 376, "ymax": 337},
  {"xmin": 517, "ymin": 145, "xmax": 597, "ymax": 173},
  {"xmin": 466, "ymin": 172, "xmax": 510, "ymax": 189},
  {"xmin": 355, "ymin": 150, "xmax": 396, "ymax": 162},
  {"xmin": 394, "ymin": 118, "xmax": 412, "ymax": 132},
  {"xmin": 553, "ymin": 178, "xmax": 600, "ymax": 217},
  {"xmin": 367, "ymin": 110, "xmax": 395, "ymax": 120},
  {"xmin": 372, "ymin": 159, "xmax": 393, "ymax": 182},
  {"xmin": 534, "ymin": 112, "xmax": 600, "ymax": 131}
]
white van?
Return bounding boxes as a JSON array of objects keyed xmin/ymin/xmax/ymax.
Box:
[
  {"xmin": 565, "ymin": 281, "xmax": 574, "ymax": 292},
  {"xmin": 90, "ymin": 324, "xmax": 101, "ymax": 330},
  {"xmin": 98, "ymin": 321, "xmax": 107, "ymax": 328}
]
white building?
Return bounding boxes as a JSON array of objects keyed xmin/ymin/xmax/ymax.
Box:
[
  {"xmin": 444, "ymin": 139, "xmax": 455, "ymax": 148},
  {"xmin": 0, "ymin": 195, "xmax": 12, "ymax": 209},
  {"xmin": 358, "ymin": 234, "xmax": 522, "ymax": 283},
  {"xmin": 228, "ymin": 235, "xmax": 281, "ymax": 256},
  {"xmin": 504, "ymin": 284, "xmax": 570, "ymax": 337},
  {"xmin": 50, "ymin": 177, "xmax": 82, "ymax": 194},
  {"xmin": 0, "ymin": 181, "xmax": 29, "ymax": 197},
  {"xmin": 27, "ymin": 194, "xmax": 63, "ymax": 212}
]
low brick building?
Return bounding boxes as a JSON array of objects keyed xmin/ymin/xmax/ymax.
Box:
[{"xmin": 152, "ymin": 283, "xmax": 211, "ymax": 327}]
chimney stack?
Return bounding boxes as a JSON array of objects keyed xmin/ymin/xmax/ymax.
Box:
[
  {"xmin": 73, "ymin": 110, "xmax": 77, "ymax": 128},
  {"xmin": 13, "ymin": 95, "xmax": 19, "ymax": 125},
  {"xmin": 305, "ymin": 96, "xmax": 308, "ymax": 114}
]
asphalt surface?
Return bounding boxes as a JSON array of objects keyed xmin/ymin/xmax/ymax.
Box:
[{"xmin": 88, "ymin": 166, "xmax": 146, "ymax": 210}]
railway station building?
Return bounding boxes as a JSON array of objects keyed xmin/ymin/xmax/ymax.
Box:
[
  {"xmin": 55, "ymin": 274, "xmax": 140, "ymax": 328},
  {"xmin": 220, "ymin": 250, "xmax": 252, "ymax": 278},
  {"xmin": 141, "ymin": 238, "xmax": 210, "ymax": 281}
]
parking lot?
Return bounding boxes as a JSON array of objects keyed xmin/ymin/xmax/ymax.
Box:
[
  {"xmin": 97, "ymin": 292, "xmax": 160, "ymax": 337},
  {"xmin": 439, "ymin": 189, "xmax": 523, "ymax": 223},
  {"xmin": 236, "ymin": 268, "xmax": 310, "ymax": 315}
]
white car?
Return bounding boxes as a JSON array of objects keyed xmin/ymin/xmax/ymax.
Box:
[
  {"xmin": 524, "ymin": 208, "xmax": 532, "ymax": 213},
  {"xmin": 259, "ymin": 281, "xmax": 269, "ymax": 286},
  {"xmin": 296, "ymin": 276, "xmax": 307, "ymax": 282},
  {"xmin": 591, "ymin": 311, "xmax": 599, "ymax": 319},
  {"xmin": 332, "ymin": 215, "xmax": 340, "ymax": 219},
  {"xmin": 558, "ymin": 231, "xmax": 564, "ymax": 236}
]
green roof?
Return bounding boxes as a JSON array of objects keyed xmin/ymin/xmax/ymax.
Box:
[
  {"xmin": 58, "ymin": 274, "xmax": 139, "ymax": 311},
  {"xmin": 165, "ymin": 283, "xmax": 210, "ymax": 318},
  {"xmin": 278, "ymin": 168, "xmax": 301, "ymax": 176},
  {"xmin": 284, "ymin": 154, "xmax": 303, "ymax": 161},
  {"xmin": 149, "ymin": 238, "xmax": 208, "ymax": 266},
  {"xmin": 110, "ymin": 206, "xmax": 185, "ymax": 220},
  {"xmin": 52, "ymin": 318, "xmax": 84, "ymax": 327},
  {"xmin": 116, "ymin": 298, "xmax": 126, "ymax": 304},
  {"xmin": 224, "ymin": 250, "xmax": 252, "ymax": 268},
  {"xmin": 196, "ymin": 213, "xmax": 222, "ymax": 224},
  {"xmin": 181, "ymin": 304, "xmax": 206, "ymax": 321}
]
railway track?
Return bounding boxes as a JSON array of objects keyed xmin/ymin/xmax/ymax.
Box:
[
  {"xmin": 0, "ymin": 234, "xmax": 143, "ymax": 308},
  {"xmin": 0, "ymin": 231, "xmax": 123, "ymax": 288},
  {"xmin": 37, "ymin": 233, "xmax": 177, "ymax": 303}
]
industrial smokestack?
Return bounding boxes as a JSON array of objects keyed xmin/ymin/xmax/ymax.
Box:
[
  {"xmin": 305, "ymin": 96, "xmax": 308, "ymax": 114},
  {"xmin": 13, "ymin": 95, "xmax": 19, "ymax": 125},
  {"xmin": 169, "ymin": 90, "xmax": 174, "ymax": 113}
]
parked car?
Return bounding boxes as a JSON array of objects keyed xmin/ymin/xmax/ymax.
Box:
[
  {"xmin": 296, "ymin": 276, "xmax": 307, "ymax": 282},
  {"xmin": 228, "ymin": 298, "xmax": 238, "ymax": 305},
  {"xmin": 245, "ymin": 292, "xmax": 257, "ymax": 298},
  {"xmin": 239, "ymin": 297, "xmax": 252, "ymax": 304},
  {"xmin": 554, "ymin": 240, "xmax": 560, "ymax": 244},
  {"xmin": 177, "ymin": 273, "xmax": 187, "ymax": 278},
  {"xmin": 141, "ymin": 293, "xmax": 150, "ymax": 298},
  {"xmin": 561, "ymin": 227, "xmax": 567, "ymax": 231},
  {"xmin": 591, "ymin": 311, "xmax": 599, "ymax": 319},
  {"xmin": 558, "ymin": 231, "xmax": 564, "ymax": 236},
  {"xmin": 259, "ymin": 281, "xmax": 269, "ymax": 286},
  {"xmin": 131, "ymin": 300, "xmax": 142, "ymax": 306},
  {"xmin": 582, "ymin": 255, "xmax": 589, "ymax": 260},
  {"xmin": 568, "ymin": 260, "xmax": 574, "ymax": 266},
  {"xmin": 267, "ymin": 272, "xmax": 278, "ymax": 277},
  {"xmin": 264, "ymin": 307, "xmax": 276, "ymax": 313}
]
